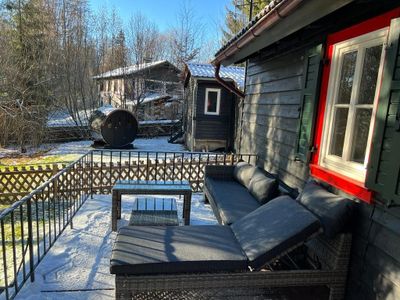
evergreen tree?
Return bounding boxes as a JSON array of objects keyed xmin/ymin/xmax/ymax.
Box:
[{"xmin": 222, "ymin": 0, "xmax": 271, "ymax": 43}]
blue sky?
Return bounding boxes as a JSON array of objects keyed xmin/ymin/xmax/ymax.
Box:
[{"xmin": 88, "ymin": 0, "xmax": 230, "ymax": 34}]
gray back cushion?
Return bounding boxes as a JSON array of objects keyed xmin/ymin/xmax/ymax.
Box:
[
  {"xmin": 248, "ymin": 171, "xmax": 278, "ymax": 204},
  {"xmin": 298, "ymin": 181, "xmax": 355, "ymax": 238},
  {"xmin": 233, "ymin": 162, "xmax": 258, "ymax": 188},
  {"xmin": 231, "ymin": 196, "xmax": 321, "ymax": 269}
]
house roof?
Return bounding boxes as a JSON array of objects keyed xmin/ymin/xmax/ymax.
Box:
[
  {"xmin": 213, "ymin": 0, "xmax": 355, "ymax": 66},
  {"xmin": 185, "ymin": 62, "xmax": 245, "ymax": 89},
  {"xmin": 93, "ymin": 60, "xmax": 179, "ymax": 80}
]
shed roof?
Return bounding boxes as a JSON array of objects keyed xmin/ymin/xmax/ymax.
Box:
[
  {"xmin": 93, "ymin": 60, "xmax": 179, "ymax": 80},
  {"xmin": 185, "ymin": 63, "xmax": 245, "ymax": 89}
]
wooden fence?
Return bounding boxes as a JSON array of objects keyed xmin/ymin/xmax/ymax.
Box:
[{"xmin": 0, "ymin": 164, "xmax": 67, "ymax": 203}]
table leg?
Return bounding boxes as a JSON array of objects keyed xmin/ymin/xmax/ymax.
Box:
[
  {"xmin": 117, "ymin": 193, "xmax": 122, "ymax": 219},
  {"xmin": 112, "ymin": 191, "xmax": 118, "ymax": 231},
  {"xmin": 183, "ymin": 192, "xmax": 192, "ymax": 225}
]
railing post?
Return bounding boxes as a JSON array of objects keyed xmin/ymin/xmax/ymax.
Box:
[
  {"xmin": 26, "ymin": 198, "xmax": 35, "ymax": 282},
  {"xmin": 90, "ymin": 151, "xmax": 94, "ymax": 199}
]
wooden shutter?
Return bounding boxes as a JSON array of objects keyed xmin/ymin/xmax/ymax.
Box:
[
  {"xmin": 295, "ymin": 44, "xmax": 323, "ymax": 162},
  {"xmin": 366, "ymin": 17, "xmax": 400, "ymax": 206}
]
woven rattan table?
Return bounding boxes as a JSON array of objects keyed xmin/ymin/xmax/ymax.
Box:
[
  {"xmin": 128, "ymin": 197, "xmax": 179, "ymax": 226},
  {"xmin": 111, "ymin": 180, "xmax": 192, "ymax": 231}
]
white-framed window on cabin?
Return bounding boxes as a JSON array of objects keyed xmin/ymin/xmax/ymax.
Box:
[
  {"xmin": 204, "ymin": 88, "xmax": 221, "ymax": 115},
  {"xmin": 319, "ymin": 27, "xmax": 388, "ymax": 182}
]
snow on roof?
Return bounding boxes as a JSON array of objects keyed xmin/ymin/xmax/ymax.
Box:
[
  {"xmin": 93, "ymin": 60, "xmax": 173, "ymax": 79},
  {"xmin": 186, "ymin": 62, "xmax": 245, "ymax": 89}
]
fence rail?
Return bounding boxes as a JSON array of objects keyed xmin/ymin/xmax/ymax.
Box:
[{"xmin": 0, "ymin": 150, "xmax": 256, "ymax": 299}]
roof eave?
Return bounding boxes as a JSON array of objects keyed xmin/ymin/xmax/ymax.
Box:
[{"xmin": 213, "ymin": 0, "xmax": 355, "ymax": 66}]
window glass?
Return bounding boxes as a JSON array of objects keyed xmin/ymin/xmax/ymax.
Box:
[
  {"xmin": 358, "ymin": 45, "xmax": 383, "ymax": 104},
  {"xmin": 207, "ymin": 91, "xmax": 218, "ymax": 113},
  {"xmin": 351, "ymin": 108, "xmax": 373, "ymax": 163},
  {"xmin": 330, "ymin": 108, "xmax": 349, "ymax": 157},
  {"xmin": 337, "ymin": 51, "xmax": 357, "ymax": 104}
]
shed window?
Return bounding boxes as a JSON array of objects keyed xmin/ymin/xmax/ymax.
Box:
[
  {"xmin": 319, "ymin": 27, "xmax": 387, "ymax": 182},
  {"xmin": 204, "ymin": 88, "xmax": 221, "ymax": 115}
]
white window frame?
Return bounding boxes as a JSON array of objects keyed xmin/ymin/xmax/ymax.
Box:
[
  {"xmin": 319, "ymin": 27, "xmax": 388, "ymax": 182},
  {"xmin": 204, "ymin": 88, "xmax": 221, "ymax": 115}
]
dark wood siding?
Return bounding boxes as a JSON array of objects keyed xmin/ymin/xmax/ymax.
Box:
[
  {"xmin": 240, "ymin": 49, "xmax": 308, "ymax": 188},
  {"xmin": 194, "ymin": 81, "xmax": 235, "ymax": 141}
]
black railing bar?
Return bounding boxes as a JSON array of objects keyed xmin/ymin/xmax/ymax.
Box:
[
  {"xmin": 34, "ymin": 194, "xmax": 40, "ymax": 263},
  {"xmin": 26, "ymin": 199, "xmax": 35, "ymax": 283},
  {"xmin": 47, "ymin": 188, "xmax": 52, "ymax": 248},
  {"xmin": 1, "ymin": 219, "xmax": 10, "ymax": 300},
  {"xmin": 90, "ymin": 149, "xmax": 256, "ymax": 156},
  {"xmin": 10, "ymin": 211, "xmax": 18, "ymax": 294},
  {"xmin": 19, "ymin": 205, "xmax": 26, "ymax": 280}
]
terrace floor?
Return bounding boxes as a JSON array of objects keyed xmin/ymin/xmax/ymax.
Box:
[
  {"xmin": 13, "ymin": 193, "xmax": 330, "ymax": 300},
  {"xmin": 15, "ymin": 193, "xmax": 217, "ymax": 300}
]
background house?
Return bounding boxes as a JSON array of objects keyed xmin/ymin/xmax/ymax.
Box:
[
  {"xmin": 93, "ymin": 60, "xmax": 183, "ymax": 121},
  {"xmin": 182, "ymin": 63, "xmax": 244, "ymax": 151},
  {"xmin": 213, "ymin": 0, "xmax": 400, "ymax": 299}
]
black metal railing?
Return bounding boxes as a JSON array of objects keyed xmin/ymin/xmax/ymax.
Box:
[
  {"xmin": 88, "ymin": 150, "xmax": 257, "ymax": 193},
  {"xmin": 0, "ymin": 153, "xmax": 91, "ymax": 300},
  {"xmin": 0, "ymin": 150, "xmax": 256, "ymax": 299}
]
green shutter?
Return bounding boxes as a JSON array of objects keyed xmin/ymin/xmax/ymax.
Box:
[
  {"xmin": 366, "ymin": 18, "xmax": 400, "ymax": 206},
  {"xmin": 295, "ymin": 44, "xmax": 323, "ymax": 162}
]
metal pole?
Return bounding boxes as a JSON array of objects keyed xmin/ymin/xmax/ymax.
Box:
[{"xmin": 27, "ymin": 198, "xmax": 35, "ymax": 282}]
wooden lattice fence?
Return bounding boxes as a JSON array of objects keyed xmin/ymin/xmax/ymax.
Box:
[{"xmin": 0, "ymin": 164, "xmax": 67, "ymax": 203}]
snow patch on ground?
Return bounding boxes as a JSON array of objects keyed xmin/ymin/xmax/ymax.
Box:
[
  {"xmin": 16, "ymin": 193, "xmax": 216, "ymax": 299},
  {"xmin": 0, "ymin": 137, "xmax": 186, "ymax": 161}
]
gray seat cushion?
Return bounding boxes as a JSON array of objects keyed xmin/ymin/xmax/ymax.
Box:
[
  {"xmin": 110, "ymin": 225, "xmax": 248, "ymax": 275},
  {"xmin": 248, "ymin": 171, "xmax": 278, "ymax": 204},
  {"xmin": 298, "ymin": 181, "xmax": 355, "ymax": 238},
  {"xmin": 231, "ymin": 196, "xmax": 321, "ymax": 269},
  {"xmin": 205, "ymin": 177, "xmax": 260, "ymax": 224},
  {"xmin": 233, "ymin": 162, "xmax": 258, "ymax": 188}
]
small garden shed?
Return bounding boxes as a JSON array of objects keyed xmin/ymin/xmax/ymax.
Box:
[
  {"xmin": 182, "ymin": 63, "xmax": 244, "ymax": 151},
  {"xmin": 212, "ymin": 0, "xmax": 400, "ymax": 299}
]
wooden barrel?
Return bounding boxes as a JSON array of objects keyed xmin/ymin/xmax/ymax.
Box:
[{"xmin": 89, "ymin": 106, "xmax": 138, "ymax": 148}]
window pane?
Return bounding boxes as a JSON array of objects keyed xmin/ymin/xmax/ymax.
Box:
[
  {"xmin": 358, "ymin": 45, "xmax": 383, "ymax": 104},
  {"xmin": 329, "ymin": 108, "xmax": 349, "ymax": 157},
  {"xmin": 337, "ymin": 51, "xmax": 357, "ymax": 104},
  {"xmin": 207, "ymin": 91, "xmax": 218, "ymax": 113},
  {"xmin": 350, "ymin": 108, "xmax": 372, "ymax": 163}
]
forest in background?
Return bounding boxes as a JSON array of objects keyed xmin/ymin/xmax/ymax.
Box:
[{"xmin": 0, "ymin": 0, "xmax": 266, "ymax": 150}]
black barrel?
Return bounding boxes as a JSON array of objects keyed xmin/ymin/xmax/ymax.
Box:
[{"xmin": 89, "ymin": 105, "xmax": 138, "ymax": 148}]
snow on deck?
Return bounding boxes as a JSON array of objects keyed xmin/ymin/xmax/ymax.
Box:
[{"xmin": 15, "ymin": 193, "xmax": 216, "ymax": 300}]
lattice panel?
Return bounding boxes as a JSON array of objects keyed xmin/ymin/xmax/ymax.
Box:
[{"xmin": 0, "ymin": 164, "xmax": 67, "ymax": 203}]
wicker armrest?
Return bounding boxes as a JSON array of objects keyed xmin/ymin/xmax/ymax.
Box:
[{"xmin": 204, "ymin": 165, "xmax": 235, "ymax": 180}]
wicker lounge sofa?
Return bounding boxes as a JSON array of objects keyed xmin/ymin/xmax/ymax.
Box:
[
  {"xmin": 110, "ymin": 177, "xmax": 354, "ymax": 300},
  {"xmin": 204, "ymin": 162, "xmax": 284, "ymax": 225}
]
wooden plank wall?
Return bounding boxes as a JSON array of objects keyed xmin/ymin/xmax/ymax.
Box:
[
  {"xmin": 240, "ymin": 43, "xmax": 400, "ymax": 299},
  {"xmin": 240, "ymin": 49, "xmax": 309, "ymax": 188}
]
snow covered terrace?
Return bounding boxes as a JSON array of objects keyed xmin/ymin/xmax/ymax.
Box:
[{"xmin": 0, "ymin": 138, "xmax": 256, "ymax": 300}]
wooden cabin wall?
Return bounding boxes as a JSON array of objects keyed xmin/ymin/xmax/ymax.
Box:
[
  {"xmin": 238, "ymin": 12, "xmax": 400, "ymax": 300},
  {"xmin": 240, "ymin": 49, "xmax": 308, "ymax": 188}
]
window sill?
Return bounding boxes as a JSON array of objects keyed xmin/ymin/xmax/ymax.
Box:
[{"xmin": 309, "ymin": 164, "xmax": 373, "ymax": 204}]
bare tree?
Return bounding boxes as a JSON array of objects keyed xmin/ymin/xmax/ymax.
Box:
[
  {"xmin": 167, "ymin": 0, "xmax": 204, "ymax": 69},
  {"xmin": 126, "ymin": 12, "xmax": 166, "ymax": 65}
]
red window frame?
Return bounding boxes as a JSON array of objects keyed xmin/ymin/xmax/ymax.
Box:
[{"xmin": 310, "ymin": 8, "xmax": 400, "ymax": 204}]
